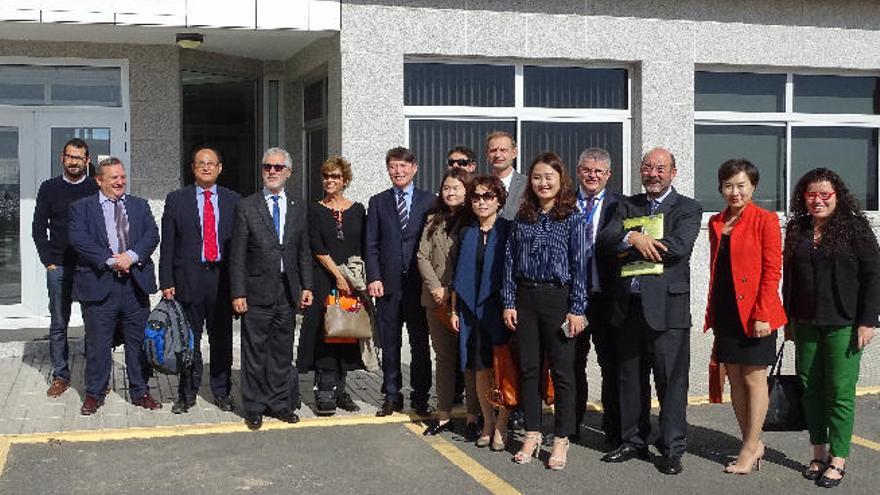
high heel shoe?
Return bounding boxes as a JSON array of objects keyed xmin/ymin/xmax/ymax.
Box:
[
  {"xmin": 724, "ymin": 443, "xmax": 765, "ymax": 475},
  {"xmin": 475, "ymin": 435, "xmax": 491, "ymax": 448},
  {"xmin": 513, "ymin": 433, "xmax": 543, "ymax": 464},
  {"xmin": 802, "ymin": 455, "xmax": 831, "ymax": 481},
  {"xmin": 548, "ymin": 438, "xmax": 570, "ymax": 471},
  {"xmin": 490, "ymin": 430, "xmax": 508, "ymax": 452}
]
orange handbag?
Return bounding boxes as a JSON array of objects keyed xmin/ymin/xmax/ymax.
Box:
[{"xmin": 489, "ymin": 341, "xmax": 520, "ymax": 408}]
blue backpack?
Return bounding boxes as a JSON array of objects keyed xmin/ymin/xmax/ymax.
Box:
[{"xmin": 143, "ymin": 299, "xmax": 194, "ymax": 375}]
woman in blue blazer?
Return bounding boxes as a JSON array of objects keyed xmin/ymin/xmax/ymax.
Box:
[{"xmin": 450, "ymin": 175, "xmax": 512, "ymax": 451}]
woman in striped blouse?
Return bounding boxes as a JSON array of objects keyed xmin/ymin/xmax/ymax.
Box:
[{"xmin": 502, "ymin": 152, "xmax": 590, "ymax": 471}]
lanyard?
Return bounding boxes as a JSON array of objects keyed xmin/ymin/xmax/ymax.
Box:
[{"xmin": 578, "ymin": 190, "xmax": 605, "ymax": 225}]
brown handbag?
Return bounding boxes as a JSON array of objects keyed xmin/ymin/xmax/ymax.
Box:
[
  {"xmin": 489, "ymin": 341, "xmax": 520, "ymax": 408},
  {"xmin": 429, "ymin": 301, "xmax": 455, "ymax": 333},
  {"xmin": 324, "ymin": 293, "xmax": 372, "ymax": 339}
]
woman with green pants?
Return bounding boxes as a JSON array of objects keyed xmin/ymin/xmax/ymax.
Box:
[{"xmin": 783, "ymin": 168, "xmax": 879, "ymax": 489}]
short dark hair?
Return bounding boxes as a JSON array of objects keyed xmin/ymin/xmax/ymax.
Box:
[
  {"xmin": 96, "ymin": 157, "xmax": 124, "ymax": 176},
  {"xmin": 469, "ymin": 174, "xmax": 507, "ymax": 210},
  {"xmin": 191, "ymin": 145, "xmax": 223, "ymax": 164},
  {"xmin": 447, "ymin": 145, "xmax": 476, "ymax": 163},
  {"xmin": 64, "ymin": 138, "xmax": 89, "ymax": 157},
  {"xmin": 717, "ymin": 159, "xmax": 760, "ymax": 192},
  {"xmin": 386, "ymin": 146, "xmax": 416, "ymax": 166}
]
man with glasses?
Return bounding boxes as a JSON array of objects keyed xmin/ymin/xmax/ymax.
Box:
[
  {"xmin": 32, "ymin": 138, "xmax": 99, "ymax": 398},
  {"xmin": 598, "ymin": 147, "xmax": 702, "ymax": 475},
  {"xmin": 485, "ymin": 131, "xmax": 526, "ymax": 220},
  {"xmin": 572, "ymin": 148, "xmax": 624, "ymax": 448},
  {"xmin": 230, "ymin": 147, "xmax": 313, "ymax": 430},
  {"xmin": 159, "ymin": 146, "xmax": 241, "ymax": 414},
  {"xmin": 446, "ymin": 145, "xmax": 477, "ymax": 173},
  {"xmin": 366, "ymin": 146, "xmax": 434, "ymax": 417}
]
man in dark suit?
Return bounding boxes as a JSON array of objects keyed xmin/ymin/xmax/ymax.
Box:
[
  {"xmin": 68, "ymin": 157, "xmax": 161, "ymax": 415},
  {"xmin": 572, "ymin": 148, "xmax": 624, "ymax": 447},
  {"xmin": 230, "ymin": 147, "xmax": 313, "ymax": 430},
  {"xmin": 598, "ymin": 147, "xmax": 702, "ymax": 475},
  {"xmin": 366, "ymin": 146, "xmax": 434, "ymax": 417},
  {"xmin": 487, "ymin": 131, "xmax": 527, "ymax": 221},
  {"xmin": 160, "ymin": 146, "xmax": 241, "ymax": 414}
]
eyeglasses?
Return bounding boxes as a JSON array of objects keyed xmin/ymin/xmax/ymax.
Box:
[
  {"xmin": 640, "ymin": 163, "xmax": 669, "ymax": 174},
  {"xmin": 804, "ymin": 191, "xmax": 836, "ymax": 201},
  {"xmin": 262, "ymin": 163, "xmax": 287, "ymax": 172},
  {"xmin": 448, "ymin": 159, "xmax": 472, "ymax": 168},
  {"xmin": 471, "ymin": 191, "xmax": 498, "ymax": 203},
  {"xmin": 322, "ymin": 172, "xmax": 343, "ymax": 180},
  {"xmin": 194, "ymin": 160, "xmax": 219, "ymax": 169},
  {"xmin": 63, "ymin": 153, "xmax": 88, "ymax": 162},
  {"xmin": 577, "ymin": 167, "xmax": 608, "ymax": 176}
]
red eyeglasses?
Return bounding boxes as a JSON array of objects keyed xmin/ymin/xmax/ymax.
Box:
[{"xmin": 804, "ymin": 191, "xmax": 835, "ymax": 201}]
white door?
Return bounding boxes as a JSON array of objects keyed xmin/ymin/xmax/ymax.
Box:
[{"xmin": 0, "ymin": 108, "xmax": 127, "ymax": 327}]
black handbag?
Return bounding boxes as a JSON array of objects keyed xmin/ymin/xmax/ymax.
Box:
[{"xmin": 763, "ymin": 342, "xmax": 807, "ymax": 432}]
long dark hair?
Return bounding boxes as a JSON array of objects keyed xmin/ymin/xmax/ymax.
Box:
[
  {"xmin": 785, "ymin": 167, "xmax": 873, "ymax": 256},
  {"xmin": 426, "ymin": 168, "xmax": 472, "ymax": 238},
  {"xmin": 516, "ymin": 152, "xmax": 577, "ymax": 223}
]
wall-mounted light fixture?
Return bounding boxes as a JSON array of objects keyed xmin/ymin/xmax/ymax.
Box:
[{"xmin": 176, "ymin": 33, "xmax": 204, "ymax": 49}]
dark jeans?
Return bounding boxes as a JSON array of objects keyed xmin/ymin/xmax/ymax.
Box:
[
  {"xmin": 515, "ymin": 284, "xmax": 577, "ymax": 438},
  {"xmin": 46, "ymin": 265, "xmax": 74, "ymax": 382}
]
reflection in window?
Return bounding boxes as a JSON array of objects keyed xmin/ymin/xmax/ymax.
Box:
[
  {"xmin": 524, "ymin": 66, "xmax": 628, "ymax": 109},
  {"xmin": 0, "ymin": 126, "xmax": 20, "ymax": 304},
  {"xmin": 794, "ymin": 75, "xmax": 880, "ymax": 115},
  {"xmin": 791, "ymin": 127, "xmax": 878, "ymax": 210},
  {"xmin": 694, "ymin": 125, "xmax": 786, "ymax": 212},
  {"xmin": 404, "ymin": 63, "xmax": 515, "ymax": 107},
  {"xmin": 695, "ymin": 71, "xmax": 786, "ymax": 112}
]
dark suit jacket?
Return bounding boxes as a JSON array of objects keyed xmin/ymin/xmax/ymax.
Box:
[
  {"xmin": 592, "ymin": 190, "xmax": 624, "ymax": 293},
  {"xmin": 783, "ymin": 223, "xmax": 880, "ymax": 327},
  {"xmin": 500, "ymin": 171, "xmax": 527, "ymax": 221},
  {"xmin": 597, "ymin": 188, "xmax": 703, "ymax": 331},
  {"xmin": 229, "ymin": 191, "xmax": 313, "ymax": 306},
  {"xmin": 365, "ymin": 186, "xmax": 433, "ymax": 294},
  {"xmin": 159, "ymin": 184, "xmax": 240, "ymax": 302},
  {"xmin": 68, "ymin": 193, "xmax": 159, "ymax": 302}
]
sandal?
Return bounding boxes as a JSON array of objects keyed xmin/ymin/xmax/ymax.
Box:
[
  {"xmin": 802, "ymin": 456, "xmax": 830, "ymax": 481},
  {"xmin": 513, "ymin": 433, "xmax": 542, "ymax": 464},
  {"xmin": 817, "ymin": 464, "xmax": 846, "ymax": 488},
  {"xmin": 548, "ymin": 438, "xmax": 570, "ymax": 471}
]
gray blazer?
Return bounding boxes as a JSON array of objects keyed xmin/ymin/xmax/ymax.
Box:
[
  {"xmin": 229, "ymin": 191, "xmax": 313, "ymax": 306},
  {"xmin": 416, "ymin": 214, "xmax": 458, "ymax": 308},
  {"xmin": 500, "ymin": 171, "xmax": 527, "ymax": 221}
]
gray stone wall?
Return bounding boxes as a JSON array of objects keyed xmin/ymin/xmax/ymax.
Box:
[{"xmin": 0, "ymin": 40, "xmax": 180, "ymax": 201}]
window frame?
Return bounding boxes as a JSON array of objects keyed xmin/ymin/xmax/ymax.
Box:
[
  {"xmin": 695, "ymin": 66, "xmax": 880, "ymax": 213},
  {"xmin": 403, "ymin": 57, "xmax": 632, "ymax": 194}
]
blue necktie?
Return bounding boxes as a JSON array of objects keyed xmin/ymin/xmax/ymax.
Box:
[
  {"xmin": 397, "ymin": 190, "xmax": 409, "ymax": 231},
  {"xmin": 271, "ymin": 195, "xmax": 281, "ymax": 241}
]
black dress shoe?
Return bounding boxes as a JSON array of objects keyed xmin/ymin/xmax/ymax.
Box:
[
  {"xmin": 213, "ymin": 395, "xmax": 234, "ymax": 412},
  {"xmin": 336, "ymin": 391, "xmax": 360, "ymax": 412},
  {"xmin": 464, "ymin": 422, "xmax": 480, "ymax": 442},
  {"xmin": 376, "ymin": 398, "xmax": 404, "ymax": 417},
  {"xmin": 271, "ymin": 408, "xmax": 300, "ymax": 424},
  {"xmin": 601, "ymin": 444, "xmax": 650, "ymax": 463},
  {"xmin": 245, "ymin": 414, "xmax": 262, "ymax": 430},
  {"xmin": 171, "ymin": 398, "xmax": 195, "ymax": 414},
  {"xmin": 411, "ymin": 401, "xmax": 432, "ymax": 417},
  {"xmin": 423, "ymin": 420, "xmax": 455, "ymax": 436},
  {"xmin": 657, "ymin": 455, "xmax": 683, "ymax": 475}
]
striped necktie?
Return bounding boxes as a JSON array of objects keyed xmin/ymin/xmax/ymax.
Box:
[
  {"xmin": 271, "ymin": 195, "xmax": 281, "ymax": 241},
  {"xmin": 397, "ymin": 190, "xmax": 408, "ymax": 231}
]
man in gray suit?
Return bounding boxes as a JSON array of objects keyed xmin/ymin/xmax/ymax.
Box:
[
  {"xmin": 486, "ymin": 131, "xmax": 527, "ymax": 220},
  {"xmin": 597, "ymin": 147, "xmax": 702, "ymax": 475},
  {"xmin": 230, "ymin": 147, "xmax": 314, "ymax": 430}
]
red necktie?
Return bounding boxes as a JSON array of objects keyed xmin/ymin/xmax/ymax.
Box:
[{"xmin": 203, "ymin": 190, "xmax": 218, "ymax": 262}]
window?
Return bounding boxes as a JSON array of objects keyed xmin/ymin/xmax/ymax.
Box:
[
  {"xmin": 304, "ymin": 78, "xmax": 328, "ymax": 203},
  {"xmin": 404, "ymin": 61, "xmax": 630, "ymax": 194},
  {"xmin": 0, "ymin": 65, "xmax": 122, "ymax": 107},
  {"xmin": 695, "ymin": 70, "xmax": 880, "ymax": 211}
]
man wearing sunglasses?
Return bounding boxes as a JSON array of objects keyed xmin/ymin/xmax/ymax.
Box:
[
  {"xmin": 229, "ymin": 147, "xmax": 314, "ymax": 430},
  {"xmin": 159, "ymin": 146, "xmax": 241, "ymax": 414},
  {"xmin": 446, "ymin": 145, "xmax": 477, "ymax": 173},
  {"xmin": 33, "ymin": 138, "xmax": 99, "ymax": 399}
]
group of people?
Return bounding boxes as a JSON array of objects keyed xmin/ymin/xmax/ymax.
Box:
[{"xmin": 33, "ymin": 130, "xmax": 876, "ymax": 486}]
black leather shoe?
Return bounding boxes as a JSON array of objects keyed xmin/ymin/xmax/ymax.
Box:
[
  {"xmin": 336, "ymin": 391, "xmax": 360, "ymax": 413},
  {"xmin": 171, "ymin": 398, "xmax": 195, "ymax": 414},
  {"xmin": 423, "ymin": 420, "xmax": 455, "ymax": 436},
  {"xmin": 376, "ymin": 398, "xmax": 404, "ymax": 417},
  {"xmin": 214, "ymin": 395, "xmax": 234, "ymax": 412},
  {"xmin": 271, "ymin": 408, "xmax": 300, "ymax": 424},
  {"xmin": 465, "ymin": 422, "xmax": 480, "ymax": 442},
  {"xmin": 657, "ymin": 455, "xmax": 683, "ymax": 475},
  {"xmin": 601, "ymin": 444, "xmax": 650, "ymax": 463},
  {"xmin": 816, "ymin": 464, "xmax": 845, "ymax": 488},
  {"xmin": 412, "ymin": 401, "xmax": 433, "ymax": 417},
  {"xmin": 245, "ymin": 414, "xmax": 262, "ymax": 430}
]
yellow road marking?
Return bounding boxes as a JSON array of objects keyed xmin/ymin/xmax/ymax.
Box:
[
  {"xmin": 852, "ymin": 435, "xmax": 880, "ymax": 452},
  {"xmin": 0, "ymin": 439, "xmax": 9, "ymax": 476},
  {"xmin": 403, "ymin": 423, "xmax": 520, "ymax": 495}
]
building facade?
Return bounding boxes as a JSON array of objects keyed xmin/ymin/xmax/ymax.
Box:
[{"xmin": 1, "ymin": 0, "xmax": 879, "ymax": 327}]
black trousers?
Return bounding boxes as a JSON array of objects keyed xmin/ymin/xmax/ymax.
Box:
[
  {"xmin": 617, "ymin": 295, "xmax": 690, "ymax": 457},
  {"xmin": 179, "ymin": 265, "xmax": 233, "ymax": 401},
  {"xmin": 516, "ymin": 284, "xmax": 576, "ymax": 437},
  {"xmin": 574, "ymin": 291, "xmax": 620, "ymax": 442},
  {"xmin": 375, "ymin": 278, "xmax": 431, "ymax": 403},
  {"xmin": 240, "ymin": 279, "xmax": 296, "ymax": 417}
]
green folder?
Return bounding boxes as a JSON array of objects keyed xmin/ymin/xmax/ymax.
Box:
[{"xmin": 621, "ymin": 213, "xmax": 664, "ymax": 277}]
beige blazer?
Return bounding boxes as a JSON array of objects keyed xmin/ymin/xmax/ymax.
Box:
[{"xmin": 417, "ymin": 214, "xmax": 458, "ymax": 308}]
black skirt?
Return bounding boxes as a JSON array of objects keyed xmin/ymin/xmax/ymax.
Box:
[{"xmin": 713, "ymin": 234, "xmax": 776, "ymax": 366}]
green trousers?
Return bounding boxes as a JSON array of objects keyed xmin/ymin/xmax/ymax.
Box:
[{"xmin": 794, "ymin": 323, "xmax": 863, "ymax": 458}]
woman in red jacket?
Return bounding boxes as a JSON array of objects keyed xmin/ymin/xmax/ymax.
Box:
[{"xmin": 704, "ymin": 159, "xmax": 787, "ymax": 475}]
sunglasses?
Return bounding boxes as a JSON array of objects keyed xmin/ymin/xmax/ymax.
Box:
[
  {"xmin": 322, "ymin": 172, "xmax": 344, "ymax": 180},
  {"xmin": 804, "ymin": 191, "xmax": 835, "ymax": 201},
  {"xmin": 471, "ymin": 191, "xmax": 498, "ymax": 202},
  {"xmin": 448, "ymin": 159, "xmax": 472, "ymax": 167},
  {"xmin": 262, "ymin": 163, "xmax": 286, "ymax": 172}
]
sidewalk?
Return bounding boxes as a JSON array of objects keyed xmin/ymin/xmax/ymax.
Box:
[{"xmin": 1, "ymin": 321, "xmax": 878, "ymax": 435}]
